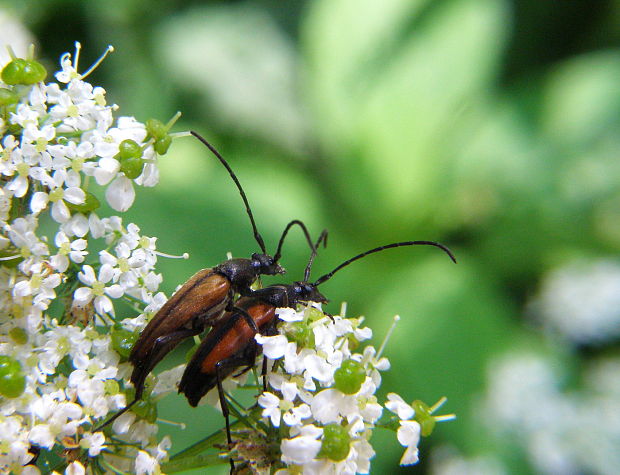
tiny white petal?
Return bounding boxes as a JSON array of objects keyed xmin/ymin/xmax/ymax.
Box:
[
  {"xmin": 30, "ymin": 192, "xmax": 49, "ymax": 213},
  {"xmin": 106, "ymin": 284, "xmax": 124, "ymax": 298},
  {"xmin": 65, "ymin": 461, "xmax": 86, "ymax": 475},
  {"xmin": 73, "ymin": 287, "xmax": 93, "ymax": 305},
  {"xmin": 385, "ymin": 393, "xmax": 414, "ymax": 420},
  {"xmin": 106, "ymin": 176, "xmax": 135, "ymax": 211},
  {"xmin": 276, "ymin": 307, "xmax": 304, "ymax": 322},
  {"xmin": 63, "ymin": 187, "xmax": 85, "ymax": 205},
  {"xmin": 256, "ymin": 334, "xmax": 288, "ymax": 359},
  {"xmin": 51, "ymin": 200, "xmax": 71, "ymax": 223}
]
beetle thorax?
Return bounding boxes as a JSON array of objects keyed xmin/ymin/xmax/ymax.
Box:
[{"xmin": 215, "ymin": 258, "xmax": 259, "ymax": 291}]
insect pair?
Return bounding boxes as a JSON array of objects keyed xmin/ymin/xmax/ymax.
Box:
[{"xmin": 95, "ymin": 132, "xmax": 456, "ymax": 460}]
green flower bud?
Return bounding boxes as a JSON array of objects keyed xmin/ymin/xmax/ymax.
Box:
[
  {"xmin": 289, "ymin": 323, "xmax": 314, "ymax": 347},
  {"xmin": 154, "ymin": 135, "xmax": 172, "ymax": 155},
  {"xmin": 111, "ymin": 328, "xmax": 138, "ymax": 359},
  {"xmin": 0, "ymin": 355, "xmax": 26, "ymax": 398},
  {"xmin": 412, "ymin": 400, "xmax": 436, "ymax": 436},
  {"xmin": 334, "ymin": 359, "xmax": 366, "ymax": 395},
  {"xmin": 118, "ymin": 139, "xmax": 142, "ymax": 160},
  {"xmin": 146, "ymin": 118, "xmax": 167, "ymax": 140},
  {"xmin": 21, "ymin": 60, "xmax": 47, "ymax": 84},
  {"xmin": 121, "ymin": 156, "xmax": 144, "ymax": 179},
  {"xmin": 306, "ymin": 306, "xmax": 325, "ymax": 322},
  {"xmin": 1, "ymin": 58, "xmax": 27, "ymax": 85},
  {"xmin": 319, "ymin": 423, "xmax": 351, "ymax": 461},
  {"xmin": 104, "ymin": 379, "xmax": 120, "ymax": 395}
]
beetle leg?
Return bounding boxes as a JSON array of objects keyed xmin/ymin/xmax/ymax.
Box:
[
  {"xmin": 93, "ymin": 398, "xmax": 140, "ymax": 431},
  {"xmin": 214, "ymin": 350, "xmax": 260, "ymax": 474},
  {"xmin": 259, "ymin": 320, "xmax": 279, "ymax": 391},
  {"xmin": 224, "ymin": 288, "xmax": 236, "ymax": 312},
  {"xmin": 234, "ymin": 306, "xmax": 260, "ymax": 334}
]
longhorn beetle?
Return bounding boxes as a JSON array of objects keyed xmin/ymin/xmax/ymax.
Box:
[
  {"xmin": 95, "ymin": 132, "xmax": 316, "ymax": 430},
  {"xmin": 178, "ymin": 237, "xmax": 456, "ymax": 465}
]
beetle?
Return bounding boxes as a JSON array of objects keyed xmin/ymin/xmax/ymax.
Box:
[
  {"xmin": 178, "ymin": 230, "xmax": 327, "ymax": 471},
  {"xmin": 95, "ymin": 133, "xmax": 316, "ymax": 430},
  {"xmin": 177, "ymin": 237, "xmax": 456, "ymax": 457}
]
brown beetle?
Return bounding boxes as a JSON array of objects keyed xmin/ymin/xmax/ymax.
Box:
[
  {"xmin": 178, "ymin": 236, "xmax": 455, "ymax": 466},
  {"xmin": 94, "ymin": 133, "xmax": 315, "ymax": 430}
]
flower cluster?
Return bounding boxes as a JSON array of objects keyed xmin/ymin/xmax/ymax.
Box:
[
  {"xmin": 0, "ymin": 43, "xmax": 181, "ymax": 474},
  {"xmin": 246, "ymin": 305, "xmax": 454, "ymax": 474},
  {"xmin": 528, "ymin": 259, "xmax": 620, "ymax": 345},
  {"xmin": 0, "ymin": 42, "xmax": 454, "ymax": 475},
  {"xmin": 478, "ymin": 351, "xmax": 620, "ymax": 475}
]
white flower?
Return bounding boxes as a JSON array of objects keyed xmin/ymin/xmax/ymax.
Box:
[
  {"xmin": 0, "ymin": 44, "xmax": 177, "ymax": 474},
  {"xmin": 150, "ymin": 435, "xmax": 172, "ymax": 462},
  {"xmin": 304, "ymin": 352, "xmax": 338, "ymax": 383},
  {"xmin": 309, "ymin": 389, "xmax": 343, "ymax": 424},
  {"xmin": 79, "ymin": 431, "xmax": 106, "ymax": 456},
  {"xmin": 12, "ymin": 263, "xmax": 62, "ymax": 310},
  {"xmin": 50, "ymin": 231, "xmax": 87, "ymax": 272},
  {"xmin": 6, "ymin": 216, "xmax": 48, "ymax": 257},
  {"xmin": 258, "ymin": 382, "xmax": 312, "ymax": 428},
  {"xmin": 30, "ymin": 169, "xmax": 85, "ymax": 223},
  {"xmin": 397, "ymin": 420, "xmax": 421, "ymax": 465},
  {"xmin": 276, "ymin": 306, "xmax": 305, "ymax": 322},
  {"xmin": 530, "ymin": 259, "xmax": 620, "ymax": 345},
  {"xmin": 135, "ymin": 449, "xmax": 160, "ymax": 475},
  {"xmin": 28, "ymin": 396, "xmax": 84, "ymax": 448},
  {"xmin": 74, "ymin": 264, "xmax": 123, "ymax": 315}
]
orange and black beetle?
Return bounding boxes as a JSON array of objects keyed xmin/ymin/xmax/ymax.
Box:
[
  {"xmin": 95, "ymin": 133, "xmax": 314, "ymax": 430},
  {"xmin": 178, "ymin": 238, "xmax": 455, "ymax": 455}
]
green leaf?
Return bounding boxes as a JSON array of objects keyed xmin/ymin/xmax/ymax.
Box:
[
  {"xmin": 541, "ymin": 51, "xmax": 620, "ymax": 149},
  {"xmin": 303, "ymin": 0, "xmax": 510, "ymax": 229}
]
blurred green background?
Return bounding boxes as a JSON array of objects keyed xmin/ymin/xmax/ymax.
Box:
[{"xmin": 4, "ymin": 0, "xmax": 620, "ymax": 473}]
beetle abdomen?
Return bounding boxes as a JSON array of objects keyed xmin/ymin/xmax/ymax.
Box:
[{"xmin": 178, "ymin": 298, "xmax": 276, "ymax": 406}]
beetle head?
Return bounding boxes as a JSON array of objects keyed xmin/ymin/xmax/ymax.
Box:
[
  {"xmin": 291, "ymin": 281, "xmax": 328, "ymax": 304},
  {"xmin": 251, "ymin": 253, "xmax": 286, "ymax": 276}
]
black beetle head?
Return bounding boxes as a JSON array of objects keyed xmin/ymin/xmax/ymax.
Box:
[
  {"xmin": 291, "ymin": 281, "xmax": 328, "ymax": 304},
  {"xmin": 251, "ymin": 253, "xmax": 286, "ymax": 276}
]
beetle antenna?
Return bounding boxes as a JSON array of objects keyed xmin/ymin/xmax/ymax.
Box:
[
  {"xmin": 274, "ymin": 220, "xmax": 316, "ymax": 262},
  {"xmin": 191, "ymin": 131, "xmax": 267, "ymax": 253},
  {"xmin": 304, "ymin": 229, "xmax": 328, "ymax": 282},
  {"xmin": 313, "ymin": 241, "xmax": 456, "ymax": 286}
]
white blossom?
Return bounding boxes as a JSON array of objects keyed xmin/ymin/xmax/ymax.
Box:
[{"xmin": 0, "ymin": 44, "xmax": 174, "ymax": 474}]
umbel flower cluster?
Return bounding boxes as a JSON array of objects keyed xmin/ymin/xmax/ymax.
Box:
[{"xmin": 0, "ymin": 44, "xmax": 453, "ymax": 474}]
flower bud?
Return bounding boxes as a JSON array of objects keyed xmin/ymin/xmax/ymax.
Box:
[
  {"xmin": 0, "ymin": 355, "xmax": 26, "ymax": 398},
  {"xmin": 319, "ymin": 424, "xmax": 351, "ymax": 461}
]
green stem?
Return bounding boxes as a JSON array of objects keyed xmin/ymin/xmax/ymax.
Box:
[{"xmin": 161, "ymin": 452, "xmax": 228, "ymax": 473}]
